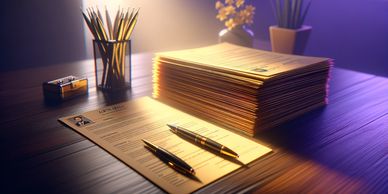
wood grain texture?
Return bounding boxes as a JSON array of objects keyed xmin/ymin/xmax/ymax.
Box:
[{"xmin": 0, "ymin": 53, "xmax": 387, "ymax": 193}]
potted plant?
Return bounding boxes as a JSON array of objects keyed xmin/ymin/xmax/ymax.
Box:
[
  {"xmin": 216, "ymin": 0, "xmax": 255, "ymax": 47},
  {"xmin": 270, "ymin": 0, "xmax": 312, "ymax": 55}
]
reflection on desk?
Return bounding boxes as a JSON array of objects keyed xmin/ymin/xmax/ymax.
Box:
[{"xmin": 0, "ymin": 53, "xmax": 387, "ymax": 193}]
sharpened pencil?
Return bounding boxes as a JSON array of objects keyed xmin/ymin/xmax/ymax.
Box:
[{"xmin": 81, "ymin": 6, "xmax": 139, "ymax": 90}]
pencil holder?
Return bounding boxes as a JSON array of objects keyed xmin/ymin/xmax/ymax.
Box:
[{"xmin": 93, "ymin": 39, "xmax": 132, "ymax": 92}]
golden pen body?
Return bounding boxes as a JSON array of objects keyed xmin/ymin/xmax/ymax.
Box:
[{"xmin": 167, "ymin": 124, "xmax": 239, "ymax": 159}]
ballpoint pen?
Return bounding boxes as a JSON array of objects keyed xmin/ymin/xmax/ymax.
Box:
[
  {"xmin": 142, "ymin": 139, "xmax": 196, "ymax": 176},
  {"xmin": 167, "ymin": 124, "xmax": 239, "ymax": 159}
]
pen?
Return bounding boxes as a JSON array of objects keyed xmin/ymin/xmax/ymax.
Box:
[
  {"xmin": 142, "ymin": 139, "xmax": 195, "ymax": 176},
  {"xmin": 167, "ymin": 124, "xmax": 239, "ymax": 159}
]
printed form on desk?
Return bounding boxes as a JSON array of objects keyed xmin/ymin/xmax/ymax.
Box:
[{"xmin": 59, "ymin": 97, "xmax": 272, "ymax": 194}]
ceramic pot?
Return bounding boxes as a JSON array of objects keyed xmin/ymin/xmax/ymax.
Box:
[
  {"xmin": 219, "ymin": 25, "xmax": 254, "ymax": 48},
  {"xmin": 269, "ymin": 25, "xmax": 312, "ymax": 55}
]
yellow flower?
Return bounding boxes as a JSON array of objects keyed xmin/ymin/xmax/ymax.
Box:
[
  {"xmin": 226, "ymin": 0, "xmax": 234, "ymax": 5},
  {"xmin": 215, "ymin": 0, "xmax": 255, "ymax": 28},
  {"xmin": 236, "ymin": 0, "xmax": 244, "ymax": 8},
  {"xmin": 224, "ymin": 5, "xmax": 236, "ymax": 15},
  {"xmin": 216, "ymin": 8, "xmax": 228, "ymax": 21},
  {"xmin": 240, "ymin": 5, "xmax": 255, "ymax": 24},
  {"xmin": 215, "ymin": 1, "xmax": 224, "ymax": 10},
  {"xmin": 245, "ymin": 5, "xmax": 255, "ymax": 13},
  {"xmin": 225, "ymin": 18, "xmax": 237, "ymax": 30},
  {"xmin": 242, "ymin": 8, "xmax": 254, "ymax": 17}
]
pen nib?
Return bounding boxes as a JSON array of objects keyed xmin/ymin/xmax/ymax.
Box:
[
  {"xmin": 167, "ymin": 123, "xmax": 177, "ymax": 129},
  {"xmin": 142, "ymin": 139, "xmax": 158, "ymax": 152},
  {"xmin": 167, "ymin": 123, "xmax": 179, "ymax": 133}
]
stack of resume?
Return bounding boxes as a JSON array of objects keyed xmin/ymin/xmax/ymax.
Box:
[{"xmin": 153, "ymin": 43, "xmax": 332, "ymax": 136}]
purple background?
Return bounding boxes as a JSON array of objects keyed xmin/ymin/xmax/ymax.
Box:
[
  {"xmin": 253, "ymin": 0, "xmax": 388, "ymax": 76},
  {"xmin": 1, "ymin": 0, "xmax": 388, "ymax": 77}
]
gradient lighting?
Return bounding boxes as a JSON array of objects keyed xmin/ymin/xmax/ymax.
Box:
[{"xmin": 82, "ymin": 0, "xmax": 221, "ymax": 56}]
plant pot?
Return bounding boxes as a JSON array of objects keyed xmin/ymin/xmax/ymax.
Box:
[
  {"xmin": 219, "ymin": 25, "xmax": 254, "ymax": 48},
  {"xmin": 269, "ymin": 25, "xmax": 312, "ymax": 55}
]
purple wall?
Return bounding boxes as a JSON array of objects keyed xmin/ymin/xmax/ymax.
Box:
[
  {"xmin": 2, "ymin": 0, "xmax": 388, "ymax": 77},
  {"xmin": 253, "ymin": 0, "xmax": 388, "ymax": 77},
  {"xmin": 1, "ymin": 0, "xmax": 86, "ymax": 71}
]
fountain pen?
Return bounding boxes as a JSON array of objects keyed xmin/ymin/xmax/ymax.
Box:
[
  {"xmin": 167, "ymin": 124, "xmax": 239, "ymax": 159},
  {"xmin": 142, "ymin": 139, "xmax": 195, "ymax": 176}
]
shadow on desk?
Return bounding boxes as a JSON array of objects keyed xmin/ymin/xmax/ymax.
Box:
[
  {"xmin": 1, "ymin": 53, "xmax": 387, "ymax": 193},
  {"xmin": 254, "ymin": 76, "xmax": 388, "ymax": 193}
]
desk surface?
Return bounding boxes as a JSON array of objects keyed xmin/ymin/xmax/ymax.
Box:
[{"xmin": 0, "ymin": 53, "xmax": 387, "ymax": 193}]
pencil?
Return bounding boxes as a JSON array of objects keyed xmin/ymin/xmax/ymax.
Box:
[{"xmin": 81, "ymin": 6, "xmax": 139, "ymax": 89}]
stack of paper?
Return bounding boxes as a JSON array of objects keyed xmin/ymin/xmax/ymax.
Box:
[{"xmin": 153, "ymin": 43, "xmax": 332, "ymax": 136}]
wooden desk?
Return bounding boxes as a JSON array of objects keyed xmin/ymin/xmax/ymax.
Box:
[{"xmin": 1, "ymin": 53, "xmax": 387, "ymax": 193}]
